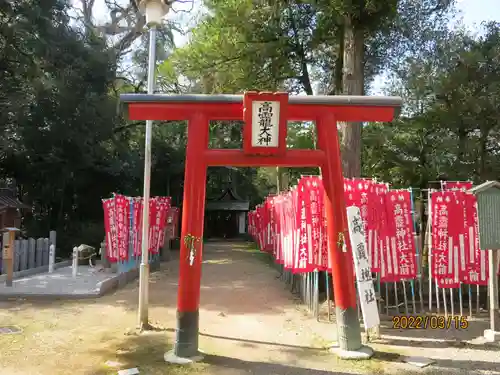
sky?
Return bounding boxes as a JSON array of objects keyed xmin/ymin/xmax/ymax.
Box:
[
  {"xmin": 75, "ymin": 0, "xmax": 201, "ymax": 46},
  {"xmin": 456, "ymin": 0, "xmax": 500, "ymax": 26},
  {"xmin": 83, "ymin": 0, "xmax": 500, "ymax": 93},
  {"xmin": 86, "ymin": 0, "xmax": 500, "ymax": 44},
  {"xmin": 370, "ymin": 0, "xmax": 500, "ymax": 94}
]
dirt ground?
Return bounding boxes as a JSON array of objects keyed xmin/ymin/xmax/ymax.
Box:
[{"xmin": 0, "ymin": 242, "xmax": 499, "ymax": 375}]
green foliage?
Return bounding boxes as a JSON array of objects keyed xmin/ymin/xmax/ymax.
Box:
[
  {"xmin": 1, "ymin": 0, "xmax": 120, "ymax": 250},
  {"xmin": 363, "ymin": 22, "xmax": 500, "ymax": 187},
  {"xmin": 171, "ymin": 0, "xmax": 319, "ymax": 94}
]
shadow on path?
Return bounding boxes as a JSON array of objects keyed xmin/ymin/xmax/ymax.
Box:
[
  {"xmin": 203, "ymin": 354, "xmax": 359, "ymax": 375},
  {"xmin": 86, "ymin": 331, "xmax": 500, "ymax": 375}
]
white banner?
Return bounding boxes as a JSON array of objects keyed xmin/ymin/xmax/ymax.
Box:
[{"xmin": 347, "ymin": 206, "xmax": 380, "ymax": 329}]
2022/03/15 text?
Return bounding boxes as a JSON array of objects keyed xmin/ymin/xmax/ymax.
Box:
[{"xmin": 392, "ymin": 315, "xmax": 469, "ymax": 330}]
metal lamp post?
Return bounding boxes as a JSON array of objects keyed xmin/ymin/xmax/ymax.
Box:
[{"xmin": 136, "ymin": 0, "xmax": 170, "ymax": 329}]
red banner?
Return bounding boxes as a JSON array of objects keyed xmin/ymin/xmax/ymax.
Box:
[
  {"xmin": 262, "ymin": 199, "xmax": 272, "ymax": 253},
  {"xmin": 247, "ymin": 178, "xmax": 494, "ymax": 286},
  {"xmin": 273, "ymin": 196, "xmax": 283, "ymax": 265},
  {"xmin": 279, "ymin": 193, "xmax": 294, "ymax": 271},
  {"xmin": 344, "ymin": 179, "xmax": 381, "ymax": 273},
  {"xmin": 289, "ymin": 190, "xmax": 298, "ymax": 272},
  {"xmin": 431, "ymin": 192, "xmax": 461, "ymax": 288},
  {"xmin": 248, "ymin": 211, "xmax": 255, "ymax": 238},
  {"xmin": 168, "ymin": 207, "xmax": 180, "ymax": 239},
  {"xmin": 361, "ymin": 182, "xmax": 377, "ymax": 272},
  {"xmin": 302, "ymin": 178, "xmax": 315, "ymax": 271},
  {"xmin": 344, "ymin": 179, "xmax": 360, "ymax": 207},
  {"xmin": 308, "ymin": 177, "xmax": 327, "ymax": 271},
  {"xmin": 102, "ymin": 194, "xmax": 172, "ymax": 262},
  {"xmin": 256, "ymin": 205, "xmax": 264, "ymax": 250},
  {"xmin": 319, "ymin": 186, "xmax": 330, "ymax": 273},
  {"xmin": 461, "ymin": 194, "xmax": 488, "ymax": 285},
  {"xmin": 156, "ymin": 197, "xmax": 171, "ymax": 250},
  {"xmin": 133, "ymin": 199, "xmax": 142, "ymax": 256},
  {"xmin": 102, "ymin": 199, "xmax": 118, "ymax": 262},
  {"xmin": 384, "ymin": 190, "xmax": 417, "ymax": 281},
  {"xmin": 114, "ymin": 194, "xmax": 130, "ymax": 261},
  {"xmin": 295, "ymin": 179, "xmax": 311, "ymax": 272},
  {"xmin": 290, "ymin": 188, "xmax": 300, "ymax": 273},
  {"xmin": 440, "ymin": 182, "xmax": 489, "ymax": 286},
  {"xmin": 147, "ymin": 198, "xmax": 156, "ymax": 254},
  {"xmin": 376, "ymin": 184, "xmax": 392, "ymax": 282},
  {"xmin": 381, "ymin": 190, "xmax": 397, "ymax": 282}
]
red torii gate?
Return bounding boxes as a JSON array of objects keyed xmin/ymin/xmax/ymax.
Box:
[{"xmin": 120, "ymin": 92, "xmax": 402, "ymax": 360}]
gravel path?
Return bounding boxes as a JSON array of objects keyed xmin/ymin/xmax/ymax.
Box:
[{"xmin": 0, "ymin": 241, "xmax": 499, "ymax": 375}]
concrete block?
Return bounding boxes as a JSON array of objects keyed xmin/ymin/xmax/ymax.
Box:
[{"xmin": 484, "ymin": 329, "xmax": 500, "ymax": 342}]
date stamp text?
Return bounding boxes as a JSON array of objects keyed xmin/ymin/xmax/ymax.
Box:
[{"xmin": 392, "ymin": 315, "xmax": 469, "ymax": 330}]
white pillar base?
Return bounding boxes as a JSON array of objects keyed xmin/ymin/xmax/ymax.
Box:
[
  {"xmin": 164, "ymin": 350, "xmax": 204, "ymax": 364},
  {"xmin": 484, "ymin": 329, "xmax": 500, "ymax": 342},
  {"xmin": 329, "ymin": 344, "xmax": 374, "ymax": 360}
]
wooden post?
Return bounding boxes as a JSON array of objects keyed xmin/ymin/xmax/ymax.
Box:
[
  {"xmin": 2, "ymin": 232, "xmax": 12, "ymax": 286},
  {"xmin": 2, "ymin": 228, "xmax": 19, "ymax": 287},
  {"xmin": 489, "ymin": 250, "xmax": 499, "ymax": 332},
  {"xmin": 14, "ymin": 240, "xmax": 20, "ymax": 272}
]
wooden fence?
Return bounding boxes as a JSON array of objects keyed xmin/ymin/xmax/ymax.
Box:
[{"xmin": 0, "ymin": 231, "xmax": 56, "ymax": 275}]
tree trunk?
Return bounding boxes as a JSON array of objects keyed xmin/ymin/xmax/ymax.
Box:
[
  {"xmin": 334, "ymin": 24, "xmax": 344, "ymax": 95},
  {"xmin": 478, "ymin": 130, "xmax": 489, "ymax": 180},
  {"xmin": 276, "ymin": 167, "xmax": 282, "ymax": 193},
  {"xmin": 457, "ymin": 124, "xmax": 467, "ymax": 174},
  {"xmin": 276, "ymin": 167, "xmax": 290, "ymax": 193},
  {"xmin": 418, "ymin": 148, "xmax": 428, "ymax": 270},
  {"xmin": 339, "ymin": 15, "xmax": 365, "ymax": 178}
]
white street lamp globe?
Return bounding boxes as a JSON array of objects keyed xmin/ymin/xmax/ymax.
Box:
[{"xmin": 137, "ymin": 0, "xmax": 170, "ymax": 26}]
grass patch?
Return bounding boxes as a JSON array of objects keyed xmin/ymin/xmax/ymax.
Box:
[{"xmin": 88, "ymin": 332, "xmax": 210, "ymax": 375}]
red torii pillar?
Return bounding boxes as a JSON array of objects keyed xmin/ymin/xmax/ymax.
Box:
[{"xmin": 121, "ymin": 92, "xmax": 402, "ymax": 360}]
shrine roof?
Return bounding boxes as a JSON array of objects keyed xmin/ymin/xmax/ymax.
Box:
[
  {"xmin": 0, "ymin": 197, "xmax": 30, "ymax": 210},
  {"xmin": 120, "ymin": 94, "xmax": 402, "ymax": 108},
  {"xmin": 205, "ymin": 187, "xmax": 249, "ymax": 212},
  {"xmin": 469, "ymin": 180, "xmax": 500, "ymax": 195}
]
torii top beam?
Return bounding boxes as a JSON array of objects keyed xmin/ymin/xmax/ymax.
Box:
[{"xmin": 120, "ymin": 94, "xmax": 402, "ymax": 123}]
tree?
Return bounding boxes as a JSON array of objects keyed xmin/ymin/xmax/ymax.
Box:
[
  {"xmin": 173, "ymin": 0, "xmax": 458, "ymax": 179},
  {"xmin": 323, "ymin": 0, "xmax": 456, "ymax": 177},
  {"xmin": 363, "ymin": 21, "xmax": 500, "ymax": 186},
  {"xmin": 0, "ymin": 0, "xmax": 123, "ymax": 249}
]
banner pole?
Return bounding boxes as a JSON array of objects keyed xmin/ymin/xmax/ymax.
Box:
[
  {"xmin": 427, "ymin": 189, "xmax": 434, "ymax": 313},
  {"xmin": 409, "ymin": 187, "xmax": 423, "ymax": 312}
]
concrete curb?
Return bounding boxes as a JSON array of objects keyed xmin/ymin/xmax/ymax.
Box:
[{"xmin": 0, "ymin": 260, "xmax": 161, "ymax": 301}]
